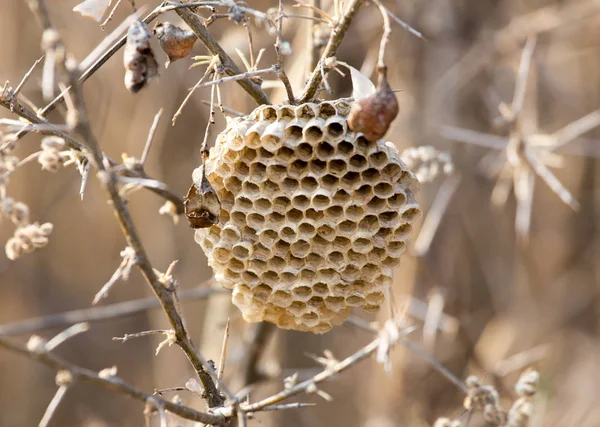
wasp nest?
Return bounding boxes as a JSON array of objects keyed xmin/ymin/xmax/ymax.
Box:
[{"xmin": 194, "ymin": 101, "xmax": 421, "ymax": 334}]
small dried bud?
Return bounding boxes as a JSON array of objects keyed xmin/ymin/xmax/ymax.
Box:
[
  {"xmin": 26, "ymin": 335, "xmax": 47, "ymax": 353},
  {"xmin": 433, "ymin": 418, "xmax": 462, "ymax": 427},
  {"xmin": 9, "ymin": 201, "xmax": 29, "ymax": 225},
  {"xmin": 124, "ymin": 19, "xmax": 158, "ymax": 93},
  {"xmin": 279, "ymin": 41, "xmax": 292, "ymax": 56},
  {"xmin": 0, "ymin": 155, "xmax": 19, "ymax": 174},
  {"xmin": 348, "ymin": 66, "xmax": 399, "ymax": 142},
  {"xmin": 41, "ymin": 136, "xmax": 66, "ymax": 150},
  {"xmin": 515, "ymin": 369, "xmax": 539, "ymax": 397},
  {"xmin": 5, "ymin": 222, "xmax": 53, "ymax": 260},
  {"xmin": 38, "ymin": 148, "xmax": 64, "ymax": 173},
  {"xmin": 98, "ymin": 366, "xmax": 118, "ymax": 379},
  {"xmin": 184, "ymin": 165, "xmax": 221, "ymax": 228},
  {"xmin": 55, "ymin": 370, "xmax": 73, "ymax": 386},
  {"xmin": 153, "ymin": 22, "xmax": 197, "ymax": 68},
  {"xmin": 158, "ymin": 200, "xmax": 180, "ymax": 225}
]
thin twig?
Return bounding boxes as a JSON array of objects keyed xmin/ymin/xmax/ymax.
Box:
[
  {"xmin": 299, "ymin": 0, "xmax": 366, "ymax": 102},
  {"xmin": 39, "ymin": 385, "xmax": 69, "ymax": 427},
  {"xmin": 0, "ymin": 337, "xmax": 225, "ymax": 424},
  {"xmin": 274, "ymin": 0, "xmax": 296, "ymax": 104},
  {"xmin": 13, "ymin": 55, "xmax": 45, "ymax": 97},
  {"xmin": 0, "ymin": 284, "xmax": 223, "ymax": 337},
  {"xmin": 45, "ymin": 323, "xmax": 90, "ymax": 351},
  {"xmin": 141, "ymin": 108, "xmax": 163, "ymax": 165},
  {"xmin": 217, "ymin": 319, "xmax": 230, "ymax": 390}
]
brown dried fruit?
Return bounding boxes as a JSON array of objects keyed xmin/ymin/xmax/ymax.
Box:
[
  {"xmin": 123, "ymin": 19, "xmax": 158, "ymax": 93},
  {"xmin": 347, "ymin": 66, "xmax": 399, "ymax": 142},
  {"xmin": 185, "ymin": 165, "xmax": 221, "ymax": 229},
  {"xmin": 153, "ymin": 22, "xmax": 197, "ymax": 68}
]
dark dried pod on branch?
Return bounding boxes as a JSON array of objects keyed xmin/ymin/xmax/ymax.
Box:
[
  {"xmin": 184, "ymin": 165, "xmax": 221, "ymax": 229},
  {"xmin": 347, "ymin": 66, "xmax": 399, "ymax": 142},
  {"xmin": 123, "ymin": 19, "xmax": 158, "ymax": 93},
  {"xmin": 153, "ymin": 22, "xmax": 197, "ymax": 68}
]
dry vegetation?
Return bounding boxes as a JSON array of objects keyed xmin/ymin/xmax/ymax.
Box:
[{"xmin": 1, "ymin": 0, "xmax": 599, "ymax": 426}]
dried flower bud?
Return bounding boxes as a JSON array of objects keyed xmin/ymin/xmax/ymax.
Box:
[
  {"xmin": 5, "ymin": 222, "xmax": 53, "ymax": 260},
  {"xmin": 55, "ymin": 370, "xmax": 73, "ymax": 386},
  {"xmin": 124, "ymin": 19, "xmax": 158, "ymax": 93},
  {"xmin": 184, "ymin": 165, "xmax": 221, "ymax": 229},
  {"xmin": 348, "ymin": 66, "xmax": 399, "ymax": 142},
  {"xmin": 433, "ymin": 418, "xmax": 462, "ymax": 427},
  {"xmin": 41, "ymin": 136, "xmax": 66, "ymax": 150},
  {"xmin": 38, "ymin": 148, "xmax": 65, "ymax": 173},
  {"xmin": 9, "ymin": 201, "xmax": 29, "ymax": 225},
  {"xmin": 153, "ymin": 22, "xmax": 197, "ymax": 68},
  {"xmin": 0, "ymin": 155, "xmax": 19, "ymax": 175},
  {"xmin": 158, "ymin": 200, "xmax": 180, "ymax": 225},
  {"xmin": 26, "ymin": 335, "xmax": 47, "ymax": 353}
]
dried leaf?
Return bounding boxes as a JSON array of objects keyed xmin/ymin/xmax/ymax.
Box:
[
  {"xmin": 347, "ymin": 64, "xmax": 376, "ymax": 101},
  {"xmin": 124, "ymin": 19, "xmax": 158, "ymax": 93},
  {"xmin": 73, "ymin": 0, "xmax": 111, "ymax": 22},
  {"xmin": 184, "ymin": 165, "xmax": 221, "ymax": 228},
  {"xmin": 153, "ymin": 22, "xmax": 197, "ymax": 68},
  {"xmin": 348, "ymin": 67, "xmax": 399, "ymax": 141}
]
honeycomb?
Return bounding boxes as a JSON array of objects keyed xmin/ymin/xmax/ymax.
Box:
[{"xmin": 193, "ymin": 100, "xmax": 421, "ymax": 334}]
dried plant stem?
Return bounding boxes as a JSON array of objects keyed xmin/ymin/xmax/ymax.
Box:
[
  {"xmin": 25, "ymin": 0, "xmax": 225, "ymax": 408},
  {"xmin": 0, "ymin": 284, "xmax": 224, "ymax": 337},
  {"xmin": 306, "ymin": 0, "xmax": 322, "ymax": 73},
  {"xmin": 274, "ymin": 0, "xmax": 296, "ymax": 104},
  {"xmin": 39, "ymin": 385, "xmax": 69, "ymax": 427},
  {"xmin": 175, "ymin": 4, "xmax": 270, "ymax": 106},
  {"xmin": 299, "ymin": 0, "xmax": 366, "ymax": 102},
  {"xmin": 13, "ymin": 55, "xmax": 45, "ymax": 98},
  {"xmin": 372, "ymin": 0, "xmax": 391, "ymax": 68},
  {"xmin": 0, "ymin": 337, "xmax": 225, "ymax": 425}
]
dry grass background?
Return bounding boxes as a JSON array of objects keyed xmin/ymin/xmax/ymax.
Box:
[{"xmin": 1, "ymin": 0, "xmax": 599, "ymax": 426}]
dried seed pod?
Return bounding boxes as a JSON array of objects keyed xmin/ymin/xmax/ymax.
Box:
[
  {"xmin": 153, "ymin": 22, "xmax": 197, "ymax": 68},
  {"xmin": 123, "ymin": 19, "xmax": 158, "ymax": 93},
  {"xmin": 347, "ymin": 66, "xmax": 399, "ymax": 142},
  {"xmin": 184, "ymin": 165, "xmax": 221, "ymax": 229},
  {"xmin": 193, "ymin": 100, "xmax": 421, "ymax": 333}
]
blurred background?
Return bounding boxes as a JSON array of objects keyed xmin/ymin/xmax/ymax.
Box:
[{"xmin": 1, "ymin": 0, "xmax": 600, "ymax": 426}]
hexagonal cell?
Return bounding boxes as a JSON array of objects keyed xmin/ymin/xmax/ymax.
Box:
[
  {"xmin": 319, "ymin": 174, "xmax": 337, "ymax": 192},
  {"xmin": 287, "ymin": 256, "xmax": 305, "ymax": 269},
  {"xmin": 213, "ymin": 246, "xmax": 231, "ymax": 264},
  {"xmin": 253, "ymin": 243, "xmax": 271, "ymax": 259},
  {"xmin": 248, "ymin": 258, "xmax": 267, "ymax": 271},
  {"xmin": 328, "ymin": 159, "xmax": 348, "ymax": 177},
  {"xmin": 366, "ymin": 291, "xmax": 385, "ymax": 305},
  {"xmin": 332, "ymin": 283, "xmax": 351, "ymax": 296},
  {"xmin": 362, "ymin": 168, "xmax": 381, "ymax": 185},
  {"xmin": 265, "ymin": 212, "xmax": 285, "ymax": 229},
  {"xmin": 325, "ymin": 119, "xmax": 346, "ymax": 142},
  {"xmin": 300, "ymin": 312, "xmax": 320, "ymax": 328},
  {"xmin": 223, "ymin": 148, "xmax": 240, "ymax": 163},
  {"xmin": 284, "ymin": 124, "xmax": 304, "ymax": 141},
  {"xmin": 322, "ymin": 206, "xmax": 342, "ymax": 222},
  {"xmin": 252, "ymin": 198, "xmax": 271, "ymax": 216},
  {"xmin": 295, "ymin": 104, "xmax": 316, "ymax": 120},
  {"xmin": 362, "ymin": 305, "xmax": 380, "ymax": 314},
  {"xmin": 291, "ymin": 286, "xmax": 312, "ymax": 301},
  {"xmin": 224, "ymin": 176, "xmax": 242, "ymax": 193},
  {"xmin": 261, "ymin": 270, "xmax": 279, "ymax": 286},
  {"xmin": 296, "ymin": 142, "xmax": 314, "ymax": 161},
  {"xmin": 311, "ymin": 235, "xmax": 330, "ymax": 253},
  {"xmin": 355, "ymin": 135, "xmax": 377, "ymax": 155},
  {"xmin": 345, "ymin": 295, "xmax": 365, "ymax": 307},
  {"xmin": 271, "ymin": 290, "xmax": 293, "ymax": 307},
  {"xmin": 258, "ymin": 229, "xmax": 278, "ymax": 247},
  {"xmin": 352, "ymin": 237, "xmax": 373, "ymax": 254},
  {"xmin": 316, "ymin": 224, "xmax": 336, "ymax": 241},
  {"xmin": 224, "ymin": 269, "xmax": 240, "ymax": 281},
  {"xmin": 259, "ymin": 106, "xmax": 278, "ymax": 121},
  {"xmin": 288, "ymin": 159, "xmax": 308, "ymax": 179},
  {"xmin": 362, "ymin": 263, "xmax": 379, "ymax": 281},
  {"xmin": 228, "ymin": 258, "xmax": 245, "ymax": 273},
  {"xmin": 381, "ymin": 162, "xmax": 402, "ymax": 181},
  {"xmin": 299, "ymin": 267, "xmax": 318, "ymax": 282},
  {"xmin": 336, "ymin": 219, "xmax": 357, "ymax": 236},
  {"xmin": 348, "ymin": 154, "xmax": 368, "ymax": 172},
  {"xmin": 336, "ymin": 140, "xmax": 354, "ymax": 156},
  {"xmin": 261, "ymin": 121, "xmax": 286, "ymax": 151},
  {"xmin": 280, "ymin": 225, "xmax": 297, "ymax": 243},
  {"xmin": 249, "ymin": 162, "xmax": 267, "ymax": 183},
  {"xmin": 259, "ymin": 147, "xmax": 274, "ymax": 159},
  {"xmin": 247, "ymin": 212, "xmax": 266, "ymax": 230},
  {"xmin": 368, "ymin": 150, "xmax": 389, "ymax": 168},
  {"xmin": 373, "ymin": 182, "xmax": 394, "ymax": 198},
  {"xmin": 312, "ymin": 192, "xmax": 331, "ymax": 211},
  {"xmin": 306, "ymin": 252, "xmax": 325, "ymax": 269},
  {"xmin": 319, "ymin": 268, "xmax": 340, "ymax": 284},
  {"xmin": 332, "ymin": 236, "xmax": 350, "ymax": 251},
  {"xmin": 286, "ymin": 208, "xmax": 303, "ymax": 224},
  {"xmin": 252, "ymin": 284, "xmax": 273, "ymax": 302},
  {"xmin": 266, "ymin": 164, "xmax": 287, "ymax": 182},
  {"xmin": 300, "ymin": 176, "xmax": 319, "ymax": 193},
  {"xmin": 310, "ymin": 159, "xmax": 328, "ymax": 177},
  {"xmin": 291, "ymin": 240, "xmax": 311, "ymax": 258},
  {"xmin": 268, "ymin": 255, "xmax": 286, "ymax": 270},
  {"xmin": 235, "ymin": 196, "xmax": 254, "ymax": 213},
  {"xmin": 315, "ymin": 141, "xmax": 335, "ymax": 160},
  {"xmin": 245, "ymin": 121, "xmax": 270, "ymax": 148},
  {"xmin": 305, "ymin": 208, "xmax": 325, "ymax": 225},
  {"xmin": 273, "ymin": 239, "xmax": 291, "ymax": 256},
  {"xmin": 345, "ymin": 205, "xmax": 364, "ymax": 222},
  {"xmin": 354, "ymin": 184, "xmax": 373, "ymax": 203},
  {"xmin": 298, "ymin": 222, "xmax": 316, "ymax": 238},
  {"xmin": 274, "ymin": 146, "xmax": 295, "ymax": 163},
  {"xmin": 242, "ymin": 181, "xmax": 260, "ymax": 197},
  {"xmin": 387, "ymin": 192, "xmax": 407, "ymax": 209},
  {"xmin": 292, "ymin": 195, "xmax": 310, "ymax": 210},
  {"xmin": 272, "ymin": 196, "xmax": 291, "ymax": 214},
  {"xmin": 230, "ymin": 210, "xmax": 247, "ymax": 227},
  {"xmin": 317, "ymin": 102, "xmax": 336, "ymax": 119},
  {"xmin": 241, "ymin": 270, "xmax": 259, "ymax": 285},
  {"xmin": 401, "ymin": 206, "xmax": 421, "ymax": 222},
  {"xmin": 379, "ymin": 211, "xmax": 399, "ymax": 228},
  {"xmin": 326, "ymin": 251, "xmax": 345, "ymax": 269},
  {"xmin": 358, "ymin": 215, "xmax": 379, "ymax": 233},
  {"xmin": 303, "ymin": 118, "xmax": 326, "ymax": 143},
  {"xmin": 387, "ymin": 240, "xmax": 406, "ymax": 257},
  {"xmin": 312, "ymin": 282, "xmax": 329, "ymax": 297},
  {"xmin": 307, "ymin": 296, "xmax": 325, "ymax": 309},
  {"xmin": 221, "ymin": 225, "xmax": 241, "ymax": 244},
  {"xmin": 262, "ymin": 180, "xmax": 280, "ymax": 197},
  {"xmin": 324, "ymin": 296, "xmax": 345, "ymax": 312},
  {"xmin": 277, "ymin": 106, "xmax": 295, "ymax": 121},
  {"xmin": 367, "ymin": 196, "xmax": 386, "ymax": 213}
]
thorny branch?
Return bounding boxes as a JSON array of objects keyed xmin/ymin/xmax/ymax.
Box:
[
  {"xmin": 25, "ymin": 0, "xmax": 225, "ymax": 408},
  {"xmin": 0, "ymin": 336, "xmax": 226, "ymax": 425},
  {"xmin": 299, "ymin": 0, "xmax": 366, "ymax": 102}
]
